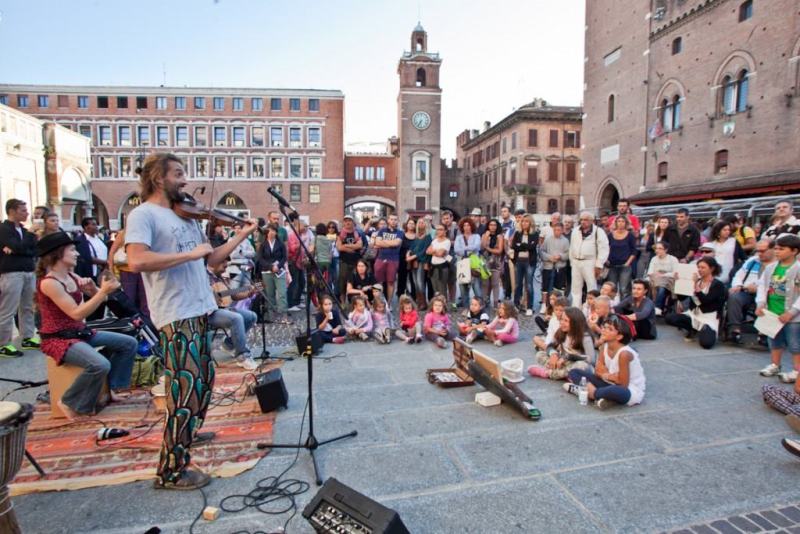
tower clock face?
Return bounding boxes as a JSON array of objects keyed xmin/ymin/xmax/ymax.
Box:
[{"xmin": 411, "ymin": 111, "xmax": 431, "ymax": 130}]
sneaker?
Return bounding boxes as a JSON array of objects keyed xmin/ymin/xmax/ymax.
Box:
[
  {"xmin": 786, "ymin": 414, "xmax": 800, "ymax": 434},
  {"xmin": 216, "ymin": 344, "xmax": 235, "ymax": 357},
  {"xmin": 781, "ymin": 437, "xmax": 800, "ymax": 459},
  {"xmin": 596, "ymin": 398, "xmax": 610, "ymax": 411},
  {"xmin": 0, "ymin": 345, "xmax": 23, "ymax": 358},
  {"xmin": 494, "ymin": 340, "xmax": 503, "ymax": 347},
  {"xmin": 465, "ymin": 332, "xmax": 477, "ymax": 344},
  {"xmin": 683, "ymin": 331, "xmax": 696, "ymax": 342},
  {"xmin": 562, "ymin": 382, "xmax": 579, "ymax": 395},
  {"xmin": 21, "ymin": 337, "xmax": 40, "ymax": 349},
  {"xmin": 539, "ymin": 303, "xmax": 547, "ymax": 314},
  {"xmin": 236, "ymin": 356, "xmax": 258, "ymax": 371},
  {"xmin": 435, "ymin": 338, "xmax": 447, "ymax": 349},
  {"xmin": 358, "ymin": 333, "xmax": 369, "ymax": 341},
  {"xmin": 154, "ymin": 469, "xmax": 211, "ymax": 491},
  {"xmin": 333, "ymin": 336, "xmax": 346, "ymax": 344},
  {"xmin": 780, "ymin": 370, "xmax": 799, "ymax": 384},
  {"xmin": 525, "ymin": 309, "xmax": 533, "ymax": 317},
  {"xmin": 760, "ymin": 363, "xmax": 782, "ymax": 377},
  {"xmin": 729, "ymin": 331, "xmax": 743, "ymax": 345},
  {"xmin": 528, "ymin": 365, "xmax": 550, "ymax": 379},
  {"xmin": 655, "ymin": 308, "xmax": 662, "ymax": 317},
  {"xmin": 287, "ymin": 305, "xmax": 301, "ymax": 312}
]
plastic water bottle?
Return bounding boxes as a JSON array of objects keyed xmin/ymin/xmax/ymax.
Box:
[{"xmin": 578, "ymin": 377, "xmax": 588, "ymax": 406}]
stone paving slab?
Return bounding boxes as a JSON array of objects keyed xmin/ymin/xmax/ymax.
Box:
[{"xmin": 554, "ymin": 437, "xmax": 800, "ymax": 533}]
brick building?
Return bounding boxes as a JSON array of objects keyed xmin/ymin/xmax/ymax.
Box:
[
  {"xmin": 450, "ymin": 99, "xmax": 583, "ymax": 218},
  {"xmin": 344, "ymin": 138, "xmax": 399, "ymax": 220},
  {"xmin": 583, "ymin": 0, "xmax": 800, "ymax": 212},
  {"xmin": 0, "ymin": 84, "xmax": 345, "ymax": 228}
]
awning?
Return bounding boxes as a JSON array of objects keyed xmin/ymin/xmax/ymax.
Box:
[{"xmin": 629, "ymin": 170, "xmax": 800, "ymax": 205}]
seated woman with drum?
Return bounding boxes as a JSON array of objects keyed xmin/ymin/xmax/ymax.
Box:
[{"xmin": 36, "ymin": 232, "xmax": 138, "ymax": 420}]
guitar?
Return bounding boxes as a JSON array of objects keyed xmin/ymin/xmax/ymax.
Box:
[{"xmin": 212, "ymin": 281, "xmax": 264, "ymax": 308}]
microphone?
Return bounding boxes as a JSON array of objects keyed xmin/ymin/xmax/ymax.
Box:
[
  {"xmin": 267, "ymin": 186, "xmax": 299, "ymax": 220},
  {"xmin": 97, "ymin": 427, "xmax": 130, "ymax": 441}
]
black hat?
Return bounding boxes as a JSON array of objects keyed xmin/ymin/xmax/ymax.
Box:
[{"xmin": 36, "ymin": 232, "xmax": 78, "ymax": 257}]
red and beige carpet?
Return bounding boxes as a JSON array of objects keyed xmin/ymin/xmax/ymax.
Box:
[{"xmin": 10, "ymin": 362, "xmax": 279, "ymax": 496}]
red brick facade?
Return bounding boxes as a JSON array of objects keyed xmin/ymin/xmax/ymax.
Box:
[
  {"xmin": 344, "ymin": 153, "xmax": 398, "ymax": 211},
  {"xmin": 583, "ymin": 0, "xmax": 800, "ymax": 211},
  {"xmin": 0, "ymin": 84, "xmax": 345, "ymax": 227}
]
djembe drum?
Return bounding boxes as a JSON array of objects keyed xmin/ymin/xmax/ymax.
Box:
[{"xmin": 0, "ymin": 401, "xmax": 34, "ymax": 534}]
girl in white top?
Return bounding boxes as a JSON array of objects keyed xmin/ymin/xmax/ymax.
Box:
[{"xmin": 564, "ymin": 314, "xmax": 646, "ymax": 409}]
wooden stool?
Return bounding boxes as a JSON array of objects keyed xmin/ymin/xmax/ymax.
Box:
[{"xmin": 46, "ymin": 357, "xmax": 109, "ymax": 419}]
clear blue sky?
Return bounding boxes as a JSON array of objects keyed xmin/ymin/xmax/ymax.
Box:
[{"xmin": 0, "ymin": 0, "xmax": 585, "ymax": 159}]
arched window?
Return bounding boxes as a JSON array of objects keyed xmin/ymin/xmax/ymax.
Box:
[
  {"xmin": 672, "ymin": 95, "xmax": 682, "ymax": 129},
  {"xmin": 658, "ymin": 162, "xmax": 668, "ymax": 181},
  {"xmin": 416, "ymin": 38, "xmax": 424, "ymax": 52},
  {"xmin": 736, "ymin": 70, "xmax": 749, "ymax": 112},
  {"xmin": 547, "ymin": 199, "xmax": 559, "ymax": 214},
  {"xmin": 607, "ymin": 94, "xmax": 615, "ymax": 123},
  {"xmin": 661, "ymin": 98, "xmax": 674, "ymax": 132},
  {"xmin": 714, "ymin": 150, "xmax": 729, "ymax": 175},
  {"xmin": 411, "ymin": 151, "xmax": 430, "ymax": 183},
  {"xmin": 672, "ymin": 37, "xmax": 682, "ymax": 55},
  {"xmin": 416, "ymin": 68, "xmax": 426, "ymax": 87},
  {"xmin": 565, "ymin": 199, "xmax": 576, "ymax": 215},
  {"xmin": 721, "ymin": 70, "xmax": 749, "ymax": 115}
]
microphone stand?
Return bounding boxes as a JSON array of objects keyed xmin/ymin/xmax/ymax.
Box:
[{"xmin": 256, "ymin": 204, "xmax": 357, "ymax": 485}]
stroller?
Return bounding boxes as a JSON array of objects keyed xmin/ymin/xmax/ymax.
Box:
[{"xmin": 86, "ymin": 290, "xmax": 162, "ymax": 360}]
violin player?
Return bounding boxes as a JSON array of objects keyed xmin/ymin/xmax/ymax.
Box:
[{"xmin": 125, "ymin": 153, "xmax": 259, "ymax": 490}]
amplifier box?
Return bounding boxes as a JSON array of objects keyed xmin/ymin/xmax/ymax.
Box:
[
  {"xmin": 303, "ymin": 477, "xmax": 409, "ymax": 534},
  {"xmin": 295, "ymin": 329, "xmax": 323, "ymax": 356},
  {"xmin": 253, "ymin": 368, "xmax": 288, "ymax": 413}
]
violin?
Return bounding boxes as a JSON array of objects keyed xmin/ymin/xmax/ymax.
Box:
[{"xmin": 172, "ymin": 193, "xmax": 251, "ymax": 227}]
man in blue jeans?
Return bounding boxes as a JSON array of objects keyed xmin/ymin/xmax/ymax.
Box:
[{"xmin": 207, "ymin": 259, "xmax": 259, "ymax": 371}]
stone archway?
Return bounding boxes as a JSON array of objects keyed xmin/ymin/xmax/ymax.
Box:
[
  {"xmin": 118, "ymin": 193, "xmax": 142, "ymax": 228},
  {"xmin": 216, "ymin": 192, "xmax": 249, "ymax": 219},
  {"xmin": 91, "ymin": 194, "xmax": 109, "ymax": 228},
  {"xmin": 598, "ymin": 182, "xmax": 620, "ymax": 213}
]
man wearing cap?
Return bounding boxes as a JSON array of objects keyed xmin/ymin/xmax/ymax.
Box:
[
  {"xmin": 0, "ymin": 199, "xmax": 40, "ymax": 357},
  {"xmin": 373, "ymin": 214, "xmax": 404, "ymax": 303},
  {"xmin": 336, "ymin": 214, "xmax": 364, "ymax": 306}
]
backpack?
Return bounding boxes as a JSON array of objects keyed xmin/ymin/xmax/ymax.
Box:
[
  {"xmin": 130, "ymin": 355, "xmax": 164, "ymax": 388},
  {"xmin": 314, "ymin": 235, "xmax": 332, "ymax": 268}
]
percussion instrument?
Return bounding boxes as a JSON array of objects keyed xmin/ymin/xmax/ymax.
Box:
[{"xmin": 0, "ymin": 401, "xmax": 34, "ymax": 534}]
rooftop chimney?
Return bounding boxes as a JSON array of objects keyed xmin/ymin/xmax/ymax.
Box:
[{"xmin": 483, "ymin": 121, "xmax": 491, "ymax": 132}]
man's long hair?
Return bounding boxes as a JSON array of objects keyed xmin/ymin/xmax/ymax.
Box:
[{"xmin": 136, "ymin": 153, "xmax": 183, "ymax": 201}]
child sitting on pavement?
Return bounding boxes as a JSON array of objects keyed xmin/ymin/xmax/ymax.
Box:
[
  {"xmin": 529, "ymin": 307, "xmax": 596, "ymax": 380},
  {"xmin": 601, "ymin": 281, "xmax": 620, "ymax": 306},
  {"xmin": 315, "ymin": 294, "xmax": 346, "ymax": 345},
  {"xmin": 535, "ymin": 289, "xmax": 564, "ymax": 333},
  {"xmin": 484, "ymin": 300, "xmax": 520, "ymax": 347},
  {"xmin": 583, "ymin": 289, "xmax": 600, "ymax": 321},
  {"xmin": 564, "ymin": 314, "xmax": 646, "ymax": 410},
  {"xmin": 459, "ymin": 296, "xmax": 490, "ymax": 344},
  {"xmin": 346, "ymin": 296, "xmax": 373, "ymax": 341},
  {"xmin": 424, "ymin": 295, "xmax": 456, "ymax": 349},
  {"xmin": 395, "ymin": 294, "xmax": 423, "ymax": 344},
  {"xmin": 371, "ymin": 293, "xmax": 393, "ymax": 344},
  {"xmin": 588, "ymin": 295, "xmax": 613, "ymax": 347},
  {"xmin": 534, "ymin": 296, "xmax": 569, "ymax": 351}
]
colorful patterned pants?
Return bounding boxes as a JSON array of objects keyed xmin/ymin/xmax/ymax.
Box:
[
  {"xmin": 156, "ymin": 315, "xmax": 215, "ymax": 483},
  {"xmin": 762, "ymin": 384, "xmax": 800, "ymax": 417}
]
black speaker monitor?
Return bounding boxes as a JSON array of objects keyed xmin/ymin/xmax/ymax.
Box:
[
  {"xmin": 253, "ymin": 368, "xmax": 288, "ymax": 413},
  {"xmin": 303, "ymin": 477, "xmax": 410, "ymax": 534}
]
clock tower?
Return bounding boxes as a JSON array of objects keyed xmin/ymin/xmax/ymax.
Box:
[{"xmin": 397, "ymin": 23, "xmax": 442, "ymax": 218}]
